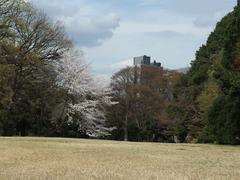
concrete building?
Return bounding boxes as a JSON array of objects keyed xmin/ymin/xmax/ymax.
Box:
[
  {"xmin": 133, "ymin": 55, "xmax": 162, "ymax": 84},
  {"xmin": 152, "ymin": 60, "xmax": 161, "ymax": 67},
  {"xmin": 133, "ymin": 55, "xmax": 161, "ymax": 68},
  {"xmin": 134, "ymin": 55, "xmax": 151, "ymax": 66}
]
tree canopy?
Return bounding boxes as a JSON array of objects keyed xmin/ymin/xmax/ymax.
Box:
[
  {"xmin": 169, "ymin": 3, "xmax": 240, "ymax": 145},
  {"xmin": 0, "ymin": 0, "xmax": 114, "ymax": 138}
]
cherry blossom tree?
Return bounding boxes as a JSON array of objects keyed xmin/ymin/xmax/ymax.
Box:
[{"xmin": 57, "ymin": 48, "xmax": 115, "ymax": 137}]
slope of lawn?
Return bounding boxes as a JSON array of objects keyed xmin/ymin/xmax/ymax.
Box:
[{"xmin": 0, "ymin": 137, "xmax": 239, "ymax": 180}]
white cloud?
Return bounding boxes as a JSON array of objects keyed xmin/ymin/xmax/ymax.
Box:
[
  {"xmin": 62, "ymin": 13, "xmax": 120, "ymax": 47},
  {"xmin": 193, "ymin": 12, "xmax": 225, "ymax": 28},
  {"xmin": 110, "ymin": 58, "xmax": 133, "ymax": 69},
  {"xmin": 140, "ymin": 0, "xmax": 235, "ymax": 16},
  {"xmin": 28, "ymin": 0, "xmax": 236, "ymax": 76},
  {"xmin": 140, "ymin": 0, "xmax": 161, "ymax": 6},
  {"xmin": 30, "ymin": 0, "xmax": 120, "ymax": 47}
]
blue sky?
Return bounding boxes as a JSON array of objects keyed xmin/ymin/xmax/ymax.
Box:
[{"xmin": 29, "ymin": 0, "xmax": 236, "ymax": 77}]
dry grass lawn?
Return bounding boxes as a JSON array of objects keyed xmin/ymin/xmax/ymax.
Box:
[{"xmin": 0, "ymin": 137, "xmax": 239, "ymax": 180}]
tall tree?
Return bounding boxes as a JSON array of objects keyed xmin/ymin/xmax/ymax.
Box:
[
  {"xmin": 0, "ymin": 0, "xmax": 71, "ymax": 135},
  {"xmin": 169, "ymin": 2, "xmax": 240, "ymax": 144},
  {"xmin": 109, "ymin": 65, "xmax": 179, "ymax": 141}
]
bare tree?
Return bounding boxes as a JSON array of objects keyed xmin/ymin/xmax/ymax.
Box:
[
  {"xmin": 111, "ymin": 66, "xmax": 139, "ymax": 141},
  {"xmin": 110, "ymin": 65, "xmax": 180, "ymax": 141}
]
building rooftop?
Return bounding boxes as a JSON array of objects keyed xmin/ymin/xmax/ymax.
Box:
[{"xmin": 133, "ymin": 55, "xmax": 161, "ymax": 68}]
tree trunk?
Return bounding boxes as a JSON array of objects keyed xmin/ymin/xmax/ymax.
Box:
[{"xmin": 124, "ymin": 113, "xmax": 128, "ymax": 141}]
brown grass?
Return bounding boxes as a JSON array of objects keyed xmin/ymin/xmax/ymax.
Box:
[{"xmin": 0, "ymin": 137, "xmax": 239, "ymax": 180}]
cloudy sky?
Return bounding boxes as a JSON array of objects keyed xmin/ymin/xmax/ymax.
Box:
[{"xmin": 29, "ymin": 0, "xmax": 236, "ymax": 76}]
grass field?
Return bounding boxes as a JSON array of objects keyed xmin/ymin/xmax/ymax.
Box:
[{"xmin": 0, "ymin": 137, "xmax": 239, "ymax": 180}]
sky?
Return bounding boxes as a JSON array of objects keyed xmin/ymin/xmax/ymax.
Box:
[{"xmin": 29, "ymin": 0, "xmax": 236, "ymax": 77}]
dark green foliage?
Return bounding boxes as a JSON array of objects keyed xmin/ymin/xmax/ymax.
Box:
[
  {"xmin": 167, "ymin": 105, "xmax": 187, "ymax": 142},
  {"xmin": 207, "ymin": 95, "xmax": 240, "ymax": 144},
  {"xmin": 205, "ymin": 5, "xmax": 240, "ymax": 145},
  {"xmin": 170, "ymin": 3, "xmax": 240, "ymax": 144},
  {"xmin": 0, "ymin": 0, "xmax": 78, "ymax": 137}
]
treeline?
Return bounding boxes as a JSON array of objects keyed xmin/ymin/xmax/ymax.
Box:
[
  {"xmin": 0, "ymin": 0, "xmax": 114, "ymax": 137},
  {"xmin": 1, "ymin": 0, "xmax": 239, "ymax": 145},
  {"xmin": 0, "ymin": 0, "xmax": 181, "ymax": 142},
  {"xmin": 168, "ymin": 4, "xmax": 240, "ymax": 145},
  {"xmin": 107, "ymin": 3, "xmax": 240, "ymax": 145}
]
